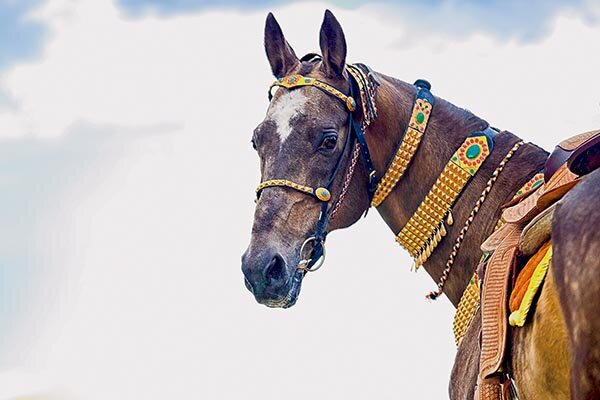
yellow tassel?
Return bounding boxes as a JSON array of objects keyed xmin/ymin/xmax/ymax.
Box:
[
  {"xmin": 436, "ymin": 229, "xmax": 442, "ymax": 242},
  {"xmin": 509, "ymin": 245, "xmax": 553, "ymax": 327}
]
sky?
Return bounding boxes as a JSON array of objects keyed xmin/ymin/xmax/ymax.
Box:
[{"xmin": 0, "ymin": 0, "xmax": 599, "ymax": 399}]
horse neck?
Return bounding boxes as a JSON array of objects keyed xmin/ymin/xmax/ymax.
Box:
[{"xmin": 367, "ymin": 74, "xmax": 548, "ymax": 306}]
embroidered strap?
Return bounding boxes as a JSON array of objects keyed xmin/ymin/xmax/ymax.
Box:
[
  {"xmin": 396, "ymin": 130, "xmax": 494, "ymax": 269},
  {"xmin": 269, "ymin": 74, "xmax": 357, "ymax": 112},
  {"xmin": 371, "ymin": 85, "xmax": 434, "ymax": 207}
]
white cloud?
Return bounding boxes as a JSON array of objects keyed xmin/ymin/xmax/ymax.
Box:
[{"xmin": 0, "ymin": 0, "xmax": 599, "ymax": 399}]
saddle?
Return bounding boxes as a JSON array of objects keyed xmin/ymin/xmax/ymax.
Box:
[{"xmin": 474, "ymin": 129, "xmax": 600, "ymax": 400}]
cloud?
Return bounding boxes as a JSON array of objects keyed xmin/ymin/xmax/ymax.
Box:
[
  {"xmin": 0, "ymin": 0, "xmax": 599, "ymax": 399},
  {"xmin": 117, "ymin": 0, "xmax": 600, "ymax": 42}
]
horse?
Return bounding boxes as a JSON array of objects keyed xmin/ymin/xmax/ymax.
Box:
[{"xmin": 241, "ymin": 10, "xmax": 600, "ymax": 400}]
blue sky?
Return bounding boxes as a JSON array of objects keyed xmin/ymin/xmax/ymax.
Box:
[{"xmin": 0, "ymin": 0, "xmax": 45, "ymax": 69}]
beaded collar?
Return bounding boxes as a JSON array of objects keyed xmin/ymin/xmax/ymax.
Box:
[
  {"xmin": 371, "ymin": 83, "xmax": 434, "ymax": 207},
  {"xmin": 396, "ymin": 130, "xmax": 496, "ymax": 270}
]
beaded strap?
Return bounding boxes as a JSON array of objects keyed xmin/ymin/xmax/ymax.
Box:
[
  {"xmin": 453, "ymin": 271, "xmax": 482, "ymax": 346},
  {"xmin": 396, "ymin": 134, "xmax": 493, "ymax": 269},
  {"xmin": 256, "ymin": 179, "xmax": 331, "ymax": 202},
  {"xmin": 371, "ymin": 90, "xmax": 434, "ymax": 207},
  {"xmin": 269, "ymin": 74, "xmax": 356, "ymax": 112}
]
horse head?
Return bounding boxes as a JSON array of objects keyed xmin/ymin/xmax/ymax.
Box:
[{"xmin": 241, "ymin": 11, "xmax": 372, "ymax": 308}]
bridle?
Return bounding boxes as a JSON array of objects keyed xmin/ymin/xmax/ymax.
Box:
[
  {"xmin": 256, "ymin": 58, "xmax": 379, "ymax": 273},
  {"xmin": 254, "ymin": 56, "xmax": 520, "ymax": 303}
]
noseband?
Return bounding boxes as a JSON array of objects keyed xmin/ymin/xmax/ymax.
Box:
[{"xmin": 256, "ymin": 60, "xmax": 379, "ymax": 273}]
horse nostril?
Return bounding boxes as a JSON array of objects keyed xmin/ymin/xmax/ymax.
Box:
[{"xmin": 264, "ymin": 254, "xmax": 287, "ymax": 287}]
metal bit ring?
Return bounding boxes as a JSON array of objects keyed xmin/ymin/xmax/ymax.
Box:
[{"xmin": 297, "ymin": 236, "xmax": 326, "ymax": 273}]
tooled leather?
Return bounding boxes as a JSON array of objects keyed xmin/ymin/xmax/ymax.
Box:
[
  {"xmin": 503, "ymin": 164, "xmax": 578, "ymax": 225},
  {"xmin": 545, "ymin": 129, "xmax": 600, "ymax": 181},
  {"xmin": 475, "ymin": 376, "xmax": 505, "ymax": 400},
  {"xmin": 557, "ymin": 129, "xmax": 600, "ymax": 151},
  {"xmin": 481, "ymin": 222, "xmax": 511, "ymax": 253},
  {"xmin": 502, "ymin": 187, "xmax": 543, "ymax": 224},
  {"xmin": 536, "ymin": 166, "xmax": 579, "ymax": 210},
  {"xmin": 479, "ymin": 224, "xmax": 521, "ymax": 379}
]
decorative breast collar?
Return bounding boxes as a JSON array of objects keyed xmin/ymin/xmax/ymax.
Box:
[
  {"xmin": 397, "ymin": 130, "xmax": 496, "ymax": 270},
  {"xmin": 256, "ymin": 57, "xmax": 524, "ymax": 305}
]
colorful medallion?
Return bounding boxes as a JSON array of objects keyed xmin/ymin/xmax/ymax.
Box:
[
  {"xmin": 314, "ymin": 187, "xmax": 331, "ymax": 202},
  {"xmin": 452, "ymin": 135, "xmax": 491, "ymax": 176},
  {"xmin": 409, "ymin": 98, "xmax": 433, "ymax": 133}
]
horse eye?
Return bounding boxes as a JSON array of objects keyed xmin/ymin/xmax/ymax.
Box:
[
  {"xmin": 251, "ymin": 138, "xmax": 258, "ymax": 150},
  {"xmin": 320, "ymin": 134, "xmax": 338, "ymax": 151}
]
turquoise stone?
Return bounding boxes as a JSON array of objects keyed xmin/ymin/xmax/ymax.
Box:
[
  {"xmin": 466, "ymin": 145, "xmax": 481, "ymax": 159},
  {"xmin": 305, "ymin": 78, "xmax": 311, "ymax": 83},
  {"xmin": 289, "ymin": 77, "xmax": 295, "ymax": 83},
  {"xmin": 278, "ymin": 77, "xmax": 283, "ymax": 82},
  {"xmin": 416, "ymin": 112, "xmax": 425, "ymax": 124}
]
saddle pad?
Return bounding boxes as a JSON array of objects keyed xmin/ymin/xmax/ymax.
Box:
[{"xmin": 509, "ymin": 242, "xmax": 553, "ymax": 327}]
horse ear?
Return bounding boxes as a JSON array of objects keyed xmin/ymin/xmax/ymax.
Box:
[
  {"xmin": 264, "ymin": 13, "xmax": 299, "ymax": 78},
  {"xmin": 319, "ymin": 10, "xmax": 347, "ymax": 77}
]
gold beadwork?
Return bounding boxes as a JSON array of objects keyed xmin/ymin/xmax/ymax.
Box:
[
  {"xmin": 427, "ymin": 141, "xmax": 524, "ymax": 301},
  {"xmin": 270, "ymin": 74, "xmax": 355, "ymax": 111},
  {"xmin": 453, "ymin": 272, "xmax": 481, "ymax": 346},
  {"xmin": 256, "ymin": 179, "xmax": 330, "ymax": 202},
  {"xmin": 371, "ymin": 97, "xmax": 433, "ymax": 208},
  {"xmin": 395, "ymin": 135, "xmax": 492, "ymax": 269},
  {"xmin": 346, "ymin": 65, "xmax": 378, "ymax": 125}
]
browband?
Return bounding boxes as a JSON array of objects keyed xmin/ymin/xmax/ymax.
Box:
[{"xmin": 269, "ymin": 74, "xmax": 357, "ymax": 112}]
